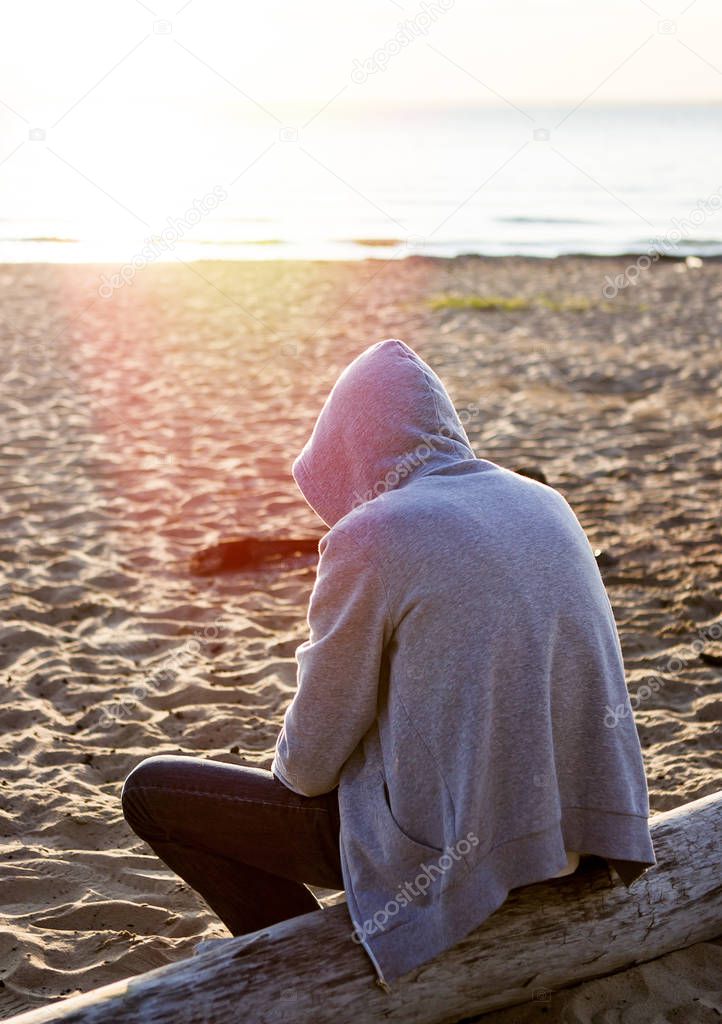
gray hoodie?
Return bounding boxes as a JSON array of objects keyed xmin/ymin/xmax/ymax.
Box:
[{"xmin": 271, "ymin": 339, "xmax": 656, "ymax": 987}]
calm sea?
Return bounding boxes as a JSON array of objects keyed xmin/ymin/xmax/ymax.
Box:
[{"xmin": 1, "ymin": 103, "xmax": 720, "ymax": 262}]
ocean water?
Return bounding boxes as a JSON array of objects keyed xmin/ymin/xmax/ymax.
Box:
[{"xmin": 1, "ymin": 102, "xmax": 720, "ymax": 262}]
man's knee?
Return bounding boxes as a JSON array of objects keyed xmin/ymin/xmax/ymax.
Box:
[{"xmin": 121, "ymin": 755, "xmax": 177, "ymax": 837}]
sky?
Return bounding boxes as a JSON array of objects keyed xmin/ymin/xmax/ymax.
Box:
[
  {"xmin": 1, "ymin": 0, "xmax": 720, "ymax": 256},
  {"xmin": 1, "ymin": 0, "xmax": 722, "ymax": 122}
]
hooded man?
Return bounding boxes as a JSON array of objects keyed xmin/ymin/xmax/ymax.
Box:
[{"xmin": 122, "ymin": 339, "xmax": 655, "ymax": 990}]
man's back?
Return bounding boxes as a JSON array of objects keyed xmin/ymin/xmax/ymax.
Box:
[{"xmin": 335, "ymin": 457, "xmax": 647, "ymax": 840}]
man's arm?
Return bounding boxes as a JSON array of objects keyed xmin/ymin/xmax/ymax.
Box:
[{"xmin": 271, "ymin": 528, "xmax": 392, "ymax": 797}]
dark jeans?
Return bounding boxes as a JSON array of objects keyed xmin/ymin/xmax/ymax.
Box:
[{"xmin": 121, "ymin": 754, "xmax": 344, "ymax": 936}]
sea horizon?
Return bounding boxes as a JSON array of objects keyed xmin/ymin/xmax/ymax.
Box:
[{"xmin": 2, "ymin": 101, "xmax": 721, "ymax": 264}]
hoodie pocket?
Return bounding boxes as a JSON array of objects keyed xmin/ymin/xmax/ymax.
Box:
[{"xmin": 378, "ymin": 771, "xmax": 444, "ymax": 859}]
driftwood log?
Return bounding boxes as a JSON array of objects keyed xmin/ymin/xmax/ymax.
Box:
[
  {"xmin": 189, "ymin": 538, "xmax": 321, "ymax": 575},
  {"xmin": 7, "ymin": 790, "xmax": 722, "ymax": 1024}
]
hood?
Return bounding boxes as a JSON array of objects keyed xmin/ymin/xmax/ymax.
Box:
[{"xmin": 292, "ymin": 338, "xmax": 476, "ymax": 528}]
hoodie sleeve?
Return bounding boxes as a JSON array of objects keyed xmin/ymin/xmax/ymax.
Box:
[{"xmin": 271, "ymin": 528, "xmax": 393, "ymax": 797}]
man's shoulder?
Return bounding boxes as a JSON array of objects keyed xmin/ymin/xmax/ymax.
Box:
[
  {"xmin": 324, "ymin": 492, "xmax": 411, "ymax": 558},
  {"xmin": 325, "ymin": 470, "xmax": 578, "ymax": 560}
]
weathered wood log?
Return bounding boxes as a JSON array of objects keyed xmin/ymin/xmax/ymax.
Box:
[
  {"xmin": 189, "ymin": 537, "xmax": 321, "ymax": 575},
  {"xmin": 7, "ymin": 791, "xmax": 722, "ymax": 1024}
]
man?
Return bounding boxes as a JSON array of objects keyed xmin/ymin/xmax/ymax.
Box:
[{"xmin": 122, "ymin": 339, "xmax": 655, "ymax": 989}]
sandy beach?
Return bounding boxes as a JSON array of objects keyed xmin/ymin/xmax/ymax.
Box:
[{"xmin": 1, "ymin": 254, "xmax": 720, "ymax": 1022}]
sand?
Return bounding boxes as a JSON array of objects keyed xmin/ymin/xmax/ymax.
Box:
[{"xmin": 0, "ymin": 255, "xmax": 720, "ymax": 1022}]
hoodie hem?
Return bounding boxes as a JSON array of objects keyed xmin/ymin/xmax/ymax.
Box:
[{"xmin": 346, "ymin": 807, "xmax": 655, "ymax": 983}]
